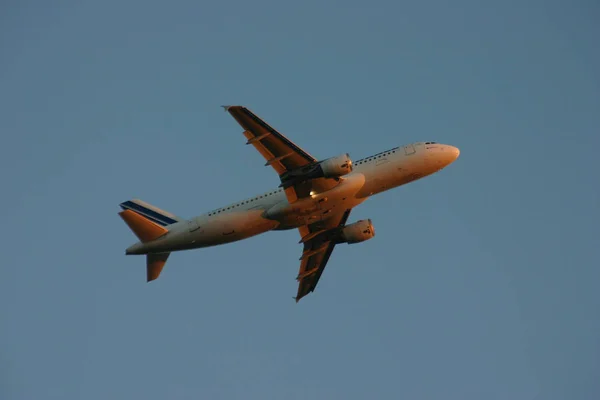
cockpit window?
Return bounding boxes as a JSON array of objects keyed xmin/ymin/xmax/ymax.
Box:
[{"xmin": 425, "ymin": 142, "xmax": 438, "ymax": 145}]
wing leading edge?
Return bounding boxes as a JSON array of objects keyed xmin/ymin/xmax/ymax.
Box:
[
  {"xmin": 295, "ymin": 209, "xmax": 352, "ymax": 302},
  {"xmin": 223, "ymin": 105, "xmax": 315, "ymax": 173},
  {"xmin": 223, "ymin": 105, "xmax": 340, "ymax": 203}
]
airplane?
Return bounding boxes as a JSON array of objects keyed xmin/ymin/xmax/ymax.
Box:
[{"xmin": 118, "ymin": 105, "xmax": 460, "ymax": 302}]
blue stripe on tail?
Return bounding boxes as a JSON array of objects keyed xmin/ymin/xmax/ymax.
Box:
[{"xmin": 119, "ymin": 201, "xmax": 178, "ymax": 226}]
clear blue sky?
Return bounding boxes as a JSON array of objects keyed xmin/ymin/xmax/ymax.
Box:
[{"xmin": 1, "ymin": 1, "xmax": 598, "ymax": 399}]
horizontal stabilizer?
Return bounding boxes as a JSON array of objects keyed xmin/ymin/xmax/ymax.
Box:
[
  {"xmin": 119, "ymin": 209, "xmax": 168, "ymax": 243},
  {"xmin": 147, "ymin": 253, "xmax": 170, "ymax": 281}
]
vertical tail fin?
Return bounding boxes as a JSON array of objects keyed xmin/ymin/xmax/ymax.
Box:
[
  {"xmin": 119, "ymin": 198, "xmax": 179, "ymax": 282},
  {"xmin": 118, "ymin": 198, "xmax": 181, "ymax": 242},
  {"xmin": 119, "ymin": 209, "xmax": 168, "ymax": 243},
  {"xmin": 119, "ymin": 199, "xmax": 181, "ymax": 227}
]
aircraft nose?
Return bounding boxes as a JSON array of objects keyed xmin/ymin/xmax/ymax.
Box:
[
  {"xmin": 449, "ymin": 145, "xmax": 460, "ymax": 161},
  {"xmin": 437, "ymin": 145, "xmax": 460, "ymax": 167}
]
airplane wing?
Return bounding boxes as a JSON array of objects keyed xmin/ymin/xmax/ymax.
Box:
[
  {"xmin": 223, "ymin": 105, "xmax": 340, "ymax": 202},
  {"xmin": 295, "ymin": 209, "xmax": 352, "ymax": 302}
]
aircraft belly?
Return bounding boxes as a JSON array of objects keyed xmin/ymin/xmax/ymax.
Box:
[
  {"xmin": 199, "ymin": 211, "xmax": 277, "ymax": 246},
  {"xmin": 271, "ymin": 173, "xmax": 366, "ymax": 229}
]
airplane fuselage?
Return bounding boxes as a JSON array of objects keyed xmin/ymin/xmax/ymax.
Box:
[{"xmin": 126, "ymin": 141, "xmax": 459, "ymax": 255}]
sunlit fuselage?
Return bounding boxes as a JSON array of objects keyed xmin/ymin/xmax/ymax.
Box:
[{"xmin": 126, "ymin": 142, "xmax": 459, "ymax": 255}]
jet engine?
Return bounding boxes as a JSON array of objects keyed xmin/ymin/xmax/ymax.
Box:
[
  {"xmin": 339, "ymin": 219, "xmax": 375, "ymax": 244},
  {"xmin": 279, "ymin": 153, "xmax": 353, "ymax": 188},
  {"xmin": 319, "ymin": 153, "xmax": 353, "ymax": 178}
]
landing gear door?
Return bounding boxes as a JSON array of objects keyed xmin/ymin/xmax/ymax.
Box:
[{"xmin": 403, "ymin": 144, "xmax": 416, "ymax": 155}]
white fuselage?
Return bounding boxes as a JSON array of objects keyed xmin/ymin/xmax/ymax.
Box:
[{"xmin": 126, "ymin": 142, "xmax": 459, "ymax": 255}]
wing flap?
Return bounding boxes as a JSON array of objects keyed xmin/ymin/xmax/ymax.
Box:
[{"xmin": 295, "ymin": 209, "xmax": 352, "ymax": 302}]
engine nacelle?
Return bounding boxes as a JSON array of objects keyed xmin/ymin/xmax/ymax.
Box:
[
  {"xmin": 279, "ymin": 153, "xmax": 353, "ymax": 188},
  {"xmin": 340, "ymin": 219, "xmax": 375, "ymax": 244},
  {"xmin": 319, "ymin": 153, "xmax": 353, "ymax": 178}
]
